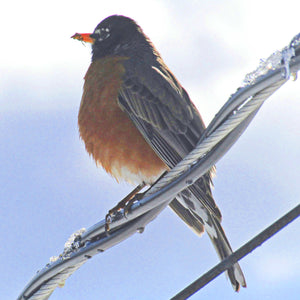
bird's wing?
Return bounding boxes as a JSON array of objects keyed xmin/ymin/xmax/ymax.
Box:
[
  {"xmin": 118, "ymin": 59, "xmax": 221, "ymax": 220},
  {"xmin": 118, "ymin": 59, "xmax": 246, "ymax": 290}
]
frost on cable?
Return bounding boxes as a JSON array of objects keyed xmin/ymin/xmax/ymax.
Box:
[
  {"xmin": 242, "ymin": 36, "xmax": 300, "ymax": 87},
  {"xmin": 48, "ymin": 228, "xmax": 87, "ymax": 264},
  {"xmin": 243, "ymin": 50, "xmax": 282, "ymax": 86},
  {"xmin": 62, "ymin": 228, "xmax": 86, "ymax": 256}
]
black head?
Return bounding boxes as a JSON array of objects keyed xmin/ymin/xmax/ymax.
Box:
[{"xmin": 90, "ymin": 15, "xmax": 155, "ymax": 61}]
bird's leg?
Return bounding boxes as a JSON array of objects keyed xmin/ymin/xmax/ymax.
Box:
[
  {"xmin": 105, "ymin": 182, "xmax": 146, "ymax": 231},
  {"xmin": 113, "ymin": 182, "xmax": 146, "ymax": 214}
]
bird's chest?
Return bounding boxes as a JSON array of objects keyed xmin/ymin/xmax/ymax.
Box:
[{"xmin": 78, "ymin": 57, "xmax": 166, "ymax": 184}]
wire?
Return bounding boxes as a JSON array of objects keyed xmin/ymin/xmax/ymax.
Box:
[{"xmin": 171, "ymin": 204, "xmax": 300, "ymax": 300}]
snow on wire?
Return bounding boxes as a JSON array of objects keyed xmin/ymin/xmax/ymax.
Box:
[{"xmin": 17, "ymin": 32, "xmax": 300, "ymax": 300}]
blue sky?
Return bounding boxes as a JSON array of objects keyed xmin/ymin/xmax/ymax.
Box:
[{"xmin": 1, "ymin": 1, "xmax": 300, "ymax": 299}]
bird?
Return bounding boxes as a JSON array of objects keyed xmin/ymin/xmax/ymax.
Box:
[{"xmin": 72, "ymin": 14, "xmax": 246, "ymax": 291}]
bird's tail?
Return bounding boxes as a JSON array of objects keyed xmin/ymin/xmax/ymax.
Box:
[
  {"xmin": 199, "ymin": 211, "xmax": 247, "ymax": 291},
  {"xmin": 170, "ymin": 187, "xmax": 246, "ymax": 291}
]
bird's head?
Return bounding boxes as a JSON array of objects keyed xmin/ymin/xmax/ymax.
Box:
[{"xmin": 72, "ymin": 15, "xmax": 153, "ymax": 61}]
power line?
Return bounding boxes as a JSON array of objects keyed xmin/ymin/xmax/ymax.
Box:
[{"xmin": 171, "ymin": 204, "xmax": 300, "ymax": 300}]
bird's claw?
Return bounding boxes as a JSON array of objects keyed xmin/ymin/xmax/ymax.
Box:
[
  {"xmin": 105, "ymin": 193, "xmax": 144, "ymax": 232},
  {"xmin": 105, "ymin": 213, "xmax": 112, "ymax": 232}
]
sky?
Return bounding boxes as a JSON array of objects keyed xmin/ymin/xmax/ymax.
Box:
[{"xmin": 1, "ymin": 0, "xmax": 300, "ymax": 299}]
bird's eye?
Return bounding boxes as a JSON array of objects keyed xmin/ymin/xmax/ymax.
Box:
[{"xmin": 92, "ymin": 28, "xmax": 111, "ymax": 42}]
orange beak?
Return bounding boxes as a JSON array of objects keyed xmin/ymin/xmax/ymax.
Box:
[{"xmin": 71, "ymin": 33, "xmax": 95, "ymax": 44}]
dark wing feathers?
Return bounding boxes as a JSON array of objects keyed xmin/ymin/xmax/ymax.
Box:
[
  {"xmin": 122, "ymin": 63, "xmax": 193, "ymax": 133},
  {"xmin": 169, "ymin": 199, "xmax": 205, "ymax": 235},
  {"xmin": 118, "ymin": 59, "xmax": 221, "ymax": 220},
  {"xmin": 118, "ymin": 59, "xmax": 247, "ymax": 289}
]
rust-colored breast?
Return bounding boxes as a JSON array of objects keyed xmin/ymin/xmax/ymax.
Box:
[{"xmin": 78, "ymin": 57, "xmax": 167, "ymax": 184}]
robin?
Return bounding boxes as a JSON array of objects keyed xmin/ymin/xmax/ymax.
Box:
[{"xmin": 72, "ymin": 15, "xmax": 246, "ymax": 291}]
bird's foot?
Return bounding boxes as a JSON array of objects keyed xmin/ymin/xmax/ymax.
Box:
[{"xmin": 105, "ymin": 183, "xmax": 146, "ymax": 231}]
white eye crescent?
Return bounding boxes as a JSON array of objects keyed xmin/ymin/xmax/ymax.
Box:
[{"xmin": 94, "ymin": 28, "xmax": 110, "ymax": 41}]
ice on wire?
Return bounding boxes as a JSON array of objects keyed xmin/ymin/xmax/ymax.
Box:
[
  {"xmin": 48, "ymin": 228, "xmax": 86, "ymax": 264},
  {"xmin": 242, "ymin": 33, "xmax": 300, "ymax": 87}
]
